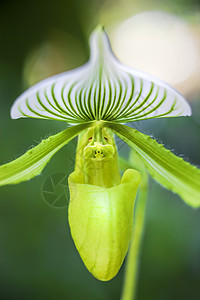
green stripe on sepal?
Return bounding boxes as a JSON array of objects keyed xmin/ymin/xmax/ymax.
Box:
[
  {"xmin": 0, "ymin": 123, "xmax": 92, "ymax": 186},
  {"xmin": 105, "ymin": 122, "xmax": 200, "ymax": 208},
  {"xmin": 11, "ymin": 27, "xmax": 191, "ymax": 124}
]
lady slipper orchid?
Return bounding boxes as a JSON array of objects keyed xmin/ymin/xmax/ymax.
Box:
[{"xmin": 0, "ymin": 25, "xmax": 200, "ymax": 297}]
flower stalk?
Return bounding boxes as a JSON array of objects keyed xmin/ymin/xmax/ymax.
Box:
[{"xmin": 120, "ymin": 153, "xmax": 149, "ymax": 300}]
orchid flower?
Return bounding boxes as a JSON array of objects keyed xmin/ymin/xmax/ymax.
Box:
[{"xmin": 0, "ymin": 26, "xmax": 200, "ymax": 299}]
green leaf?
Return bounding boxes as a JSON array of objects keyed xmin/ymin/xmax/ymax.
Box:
[
  {"xmin": 105, "ymin": 122, "xmax": 200, "ymax": 208},
  {"xmin": 0, "ymin": 123, "xmax": 91, "ymax": 186},
  {"xmin": 11, "ymin": 26, "xmax": 191, "ymax": 124}
]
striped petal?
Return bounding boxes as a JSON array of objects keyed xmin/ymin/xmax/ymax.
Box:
[
  {"xmin": 0, "ymin": 123, "xmax": 91, "ymax": 186},
  {"xmin": 105, "ymin": 122, "xmax": 200, "ymax": 208},
  {"xmin": 11, "ymin": 26, "xmax": 191, "ymax": 124}
]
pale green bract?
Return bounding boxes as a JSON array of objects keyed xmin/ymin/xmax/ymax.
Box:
[{"xmin": 0, "ymin": 25, "xmax": 200, "ymax": 287}]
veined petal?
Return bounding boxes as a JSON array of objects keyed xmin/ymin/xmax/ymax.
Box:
[
  {"xmin": 105, "ymin": 122, "xmax": 200, "ymax": 208},
  {"xmin": 11, "ymin": 26, "xmax": 191, "ymax": 124},
  {"xmin": 0, "ymin": 123, "xmax": 91, "ymax": 186}
]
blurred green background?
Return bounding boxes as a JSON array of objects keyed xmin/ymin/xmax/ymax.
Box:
[{"xmin": 0, "ymin": 0, "xmax": 200, "ymax": 299}]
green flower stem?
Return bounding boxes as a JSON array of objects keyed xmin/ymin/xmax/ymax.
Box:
[{"xmin": 120, "ymin": 153, "xmax": 149, "ymax": 300}]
